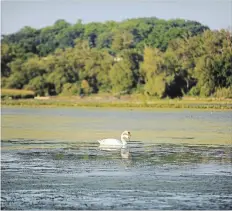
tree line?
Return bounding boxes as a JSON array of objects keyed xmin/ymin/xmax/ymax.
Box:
[{"xmin": 1, "ymin": 17, "xmax": 232, "ymax": 98}]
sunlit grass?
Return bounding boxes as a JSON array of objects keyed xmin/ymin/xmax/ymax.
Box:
[
  {"xmin": 1, "ymin": 89, "xmax": 35, "ymax": 99},
  {"xmin": 2, "ymin": 97, "xmax": 232, "ymax": 110}
]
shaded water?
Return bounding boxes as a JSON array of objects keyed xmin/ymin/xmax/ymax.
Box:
[{"xmin": 1, "ymin": 108, "xmax": 232, "ymax": 209}]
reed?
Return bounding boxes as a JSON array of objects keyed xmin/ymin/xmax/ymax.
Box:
[{"xmin": 2, "ymin": 97, "xmax": 232, "ymax": 110}]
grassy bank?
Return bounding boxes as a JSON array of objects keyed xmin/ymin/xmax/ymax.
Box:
[
  {"xmin": 1, "ymin": 89, "xmax": 35, "ymax": 99},
  {"xmin": 1, "ymin": 96, "xmax": 232, "ymax": 110}
]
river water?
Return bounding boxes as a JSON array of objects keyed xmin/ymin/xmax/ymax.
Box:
[{"xmin": 1, "ymin": 107, "xmax": 232, "ymax": 210}]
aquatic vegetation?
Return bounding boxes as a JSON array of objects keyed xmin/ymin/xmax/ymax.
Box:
[{"xmin": 54, "ymin": 153, "xmax": 64, "ymax": 160}]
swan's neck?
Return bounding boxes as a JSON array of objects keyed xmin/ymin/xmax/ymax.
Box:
[{"xmin": 121, "ymin": 135, "xmax": 128, "ymax": 145}]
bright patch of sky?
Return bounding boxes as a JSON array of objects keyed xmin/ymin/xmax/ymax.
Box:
[{"xmin": 1, "ymin": 0, "xmax": 232, "ymax": 35}]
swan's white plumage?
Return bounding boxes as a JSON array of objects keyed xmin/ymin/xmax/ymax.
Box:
[
  {"xmin": 98, "ymin": 138, "xmax": 123, "ymax": 145},
  {"xmin": 98, "ymin": 131, "xmax": 131, "ymax": 146}
]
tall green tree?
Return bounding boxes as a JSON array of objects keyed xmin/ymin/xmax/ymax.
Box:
[{"xmin": 109, "ymin": 60, "xmax": 134, "ymax": 94}]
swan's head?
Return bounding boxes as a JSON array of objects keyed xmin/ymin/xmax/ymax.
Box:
[{"xmin": 121, "ymin": 130, "xmax": 131, "ymax": 141}]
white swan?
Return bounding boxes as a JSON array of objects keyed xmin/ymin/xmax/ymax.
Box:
[{"xmin": 98, "ymin": 131, "xmax": 131, "ymax": 147}]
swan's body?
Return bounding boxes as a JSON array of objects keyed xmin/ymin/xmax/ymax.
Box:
[{"xmin": 98, "ymin": 131, "xmax": 131, "ymax": 147}]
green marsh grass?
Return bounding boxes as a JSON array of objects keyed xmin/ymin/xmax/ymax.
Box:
[{"xmin": 2, "ymin": 97, "xmax": 232, "ymax": 110}]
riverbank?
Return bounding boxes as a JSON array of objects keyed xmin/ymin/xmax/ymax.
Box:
[{"xmin": 1, "ymin": 96, "xmax": 232, "ymax": 110}]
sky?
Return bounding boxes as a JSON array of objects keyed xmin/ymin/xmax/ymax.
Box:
[{"xmin": 1, "ymin": 0, "xmax": 232, "ymax": 35}]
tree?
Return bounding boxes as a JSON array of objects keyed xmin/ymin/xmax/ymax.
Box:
[
  {"xmin": 22, "ymin": 56, "xmax": 46, "ymax": 81},
  {"xmin": 141, "ymin": 47, "xmax": 173, "ymax": 98},
  {"xmin": 194, "ymin": 55, "xmax": 216, "ymax": 96},
  {"xmin": 109, "ymin": 60, "xmax": 134, "ymax": 94},
  {"xmin": 6, "ymin": 72, "xmax": 27, "ymax": 89},
  {"xmin": 81, "ymin": 79, "xmax": 92, "ymax": 95},
  {"xmin": 1, "ymin": 43, "xmax": 13, "ymax": 77},
  {"xmin": 3, "ymin": 17, "xmax": 230, "ymax": 99},
  {"xmin": 62, "ymin": 82, "xmax": 80, "ymax": 96},
  {"xmin": 96, "ymin": 32, "xmax": 113, "ymax": 49},
  {"xmin": 25, "ymin": 76, "xmax": 46, "ymax": 96},
  {"xmin": 112, "ymin": 30, "xmax": 134, "ymax": 51}
]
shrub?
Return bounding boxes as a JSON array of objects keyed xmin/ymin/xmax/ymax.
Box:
[
  {"xmin": 60, "ymin": 83, "xmax": 80, "ymax": 96},
  {"xmin": 188, "ymin": 86, "xmax": 200, "ymax": 96},
  {"xmin": 214, "ymin": 87, "xmax": 232, "ymax": 99}
]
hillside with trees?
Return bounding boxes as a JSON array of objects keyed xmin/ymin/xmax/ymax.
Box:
[{"xmin": 1, "ymin": 17, "xmax": 232, "ymax": 98}]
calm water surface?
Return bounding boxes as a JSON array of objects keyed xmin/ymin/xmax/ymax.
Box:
[{"xmin": 1, "ymin": 107, "xmax": 232, "ymax": 210}]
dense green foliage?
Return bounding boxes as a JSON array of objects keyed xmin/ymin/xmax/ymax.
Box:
[{"xmin": 1, "ymin": 17, "xmax": 232, "ymax": 98}]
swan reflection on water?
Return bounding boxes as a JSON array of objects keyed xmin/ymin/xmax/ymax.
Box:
[{"xmin": 98, "ymin": 145, "xmax": 131, "ymax": 160}]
